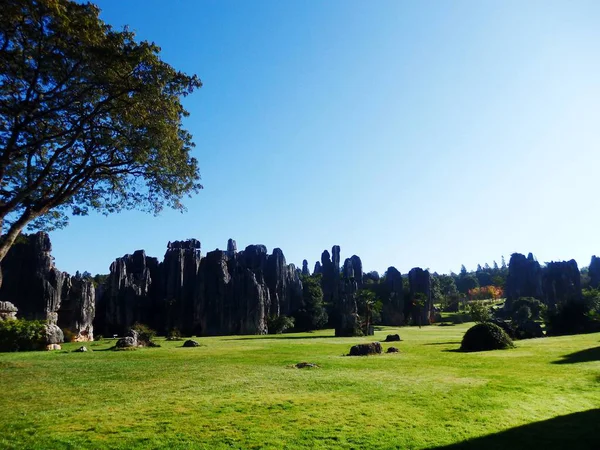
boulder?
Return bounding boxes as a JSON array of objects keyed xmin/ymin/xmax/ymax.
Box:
[
  {"xmin": 44, "ymin": 324, "xmax": 64, "ymax": 345},
  {"xmin": 0, "ymin": 301, "xmax": 17, "ymax": 321},
  {"xmin": 386, "ymin": 347, "xmax": 399, "ymax": 353},
  {"xmin": 182, "ymin": 339, "xmax": 200, "ymax": 347},
  {"xmin": 349, "ymin": 342, "xmax": 382, "ymax": 356},
  {"xmin": 116, "ymin": 329, "xmax": 138, "ymax": 348},
  {"xmin": 45, "ymin": 344, "xmax": 61, "ymax": 351},
  {"xmin": 384, "ymin": 334, "xmax": 401, "ymax": 342},
  {"xmin": 295, "ymin": 362, "xmax": 319, "ymax": 368},
  {"xmin": 74, "ymin": 346, "xmax": 88, "ymax": 352}
]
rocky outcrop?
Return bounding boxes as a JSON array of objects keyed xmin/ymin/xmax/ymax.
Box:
[
  {"xmin": 264, "ymin": 248, "xmax": 303, "ymax": 317},
  {"xmin": 98, "ymin": 250, "xmax": 163, "ymax": 336},
  {"xmin": 383, "ymin": 266, "xmax": 405, "ymax": 325},
  {"xmin": 504, "ymin": 253, "xmax": 543, "ymax": 310},
  {"xmin": 163, "ymin": 240, "xmax": 202, "ymax": 335},
  {"xmin": 337, "ymin": 257, "xmax": 362, "ymax": 336},
  {"xmin": 302, "ymin": 260, "xmax": 310, "ymax": 276},
  {"xmin": 0, "ymin": 232, "xmax": 67, "ymax": 322},
  {"xmin": 542, "ymin": 260, "xmax": 582, "ymax": 309},
  {"xmin": 589, "ymin": 256, "xmax": 600, "ymax": 289},
  {"xmin": 195, "ymin": 247, "xmax": 270, "ymax": 336},
  {"xmin": 226, "ymin": 239, "xmax": 237, "ymax": 257},
  {"xmin": 0, "ymin": 301, "xmax": 17, "ymax": 321},
  {"xmin": 58, "ymin": 274, "xmax": 95, "ymax": 341},
  {"xmin": 408, "ymin": 268, "xmax": 432, "ymax": 325},
  {"xmin": 313, "ymin": 261, "xmax": 322, "ymax": 275}
]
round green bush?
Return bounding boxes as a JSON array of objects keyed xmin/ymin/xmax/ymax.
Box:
[{"xmin": 460, "ymin": 322, "xmax": 515, "ymax": 352}]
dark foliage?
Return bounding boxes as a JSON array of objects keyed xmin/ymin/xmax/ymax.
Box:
[
  {"xmin": 294, "ymin": 275, "xmax": 328, "ymax": 331},
  {"xmin": 267, "ymin": 315, "xmax": 295, "ymax": 334},
  {"xmin": 460, "ymin": 322, "xmax": 514, "ymax": 352},
  {"xmin": 544, "ymin": 302, "xmax": 600, "ymax": 336},
  {"xmin": 0, "ymin": 319, "xmax": 46, "ymax": 351},
  {"xmin": 348, "ymin": 342, "xmax": 382, "ymax": 356}
]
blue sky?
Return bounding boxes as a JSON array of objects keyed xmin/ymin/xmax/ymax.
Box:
[{"xmin": 50, "ymin": 0, "xmax": 600, "ymax": 276}]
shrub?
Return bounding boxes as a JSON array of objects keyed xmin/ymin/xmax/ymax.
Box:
[
  {"xmin": 468, "ymin": 302, "xmax": 491, "ymax": 323},
  {"xmin": 460, "ymin": 322, "xmax": 515, "ymax": 352},
  {"xmin": 131, "ymin": 322, "xmax": 156, "ymax": 344},
  {"xmin": 515, "ymin": 305, "xmax": 532, "ymax": 323},
  {"xmin": 511, "ymin": 297, "xmax": 545, "ymax": 320},
  {"xmin": 0, "ymin": 319, "xmax": 46, "ymax": 352},
  {"xmin": 267, "ymin": 315, "xmax": 295, "ymax": 334},
  {"xmin": 544, "ymin": 302, "xmax": 600, "ymax": 336}
]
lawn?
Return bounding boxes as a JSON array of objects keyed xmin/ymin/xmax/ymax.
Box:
[{"xmin": 0, "ymin": 323, "xmax": 598, "ymax": 449}]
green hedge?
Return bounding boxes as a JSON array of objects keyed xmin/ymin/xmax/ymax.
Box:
[{"xmin": 0, "ymin": 319, "xmax": 47, "ymax": 352}]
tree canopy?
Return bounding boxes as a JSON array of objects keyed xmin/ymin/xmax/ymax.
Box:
[{"xmin": 0, "ymin": 0, "xmax": 202, "ymax": 262}]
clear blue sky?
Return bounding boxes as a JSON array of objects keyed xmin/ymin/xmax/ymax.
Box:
[{"xmin": 50, "ymin": 0, "xmax": 600, "ymax": 276}]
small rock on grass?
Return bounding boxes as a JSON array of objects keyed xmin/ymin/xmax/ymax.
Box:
[
  {"xmin": 386, "ymin": 347, "xmax": 399, "ymax": 353},
  {"xmin": 294, "ymin": 362, "xmax": 319, "ymax": 369}
]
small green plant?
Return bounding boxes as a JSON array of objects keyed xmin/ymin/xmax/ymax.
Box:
[
  {"xmin": 0, "ymin": 319, "xmax": 46, "ymax": 352},
  {"xmin": 267, "ymin": 315, "xmax": 295, "ymax": 334},
  {"xmin": 511, "ymin": 297, "xmax": 545, "ymax": 320},
  {"xmin": 515, "ymin": 305, "xmax": 532, "ymax": 323}
]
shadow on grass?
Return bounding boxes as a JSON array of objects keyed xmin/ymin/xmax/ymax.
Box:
[
  {"xmin": 224, "ymin": 334, "xmax": 339, "ymax": 341},
  {"xmin": 552, "ymin": 346, "xmax": 600, "ymax": 364},
  {"xmin": 428, "ymin": 409, "xmax": 600, "ymax": 450},
  {"xmin": 423, "ymin": 341, "xmax": 461, "ymax": 346}
]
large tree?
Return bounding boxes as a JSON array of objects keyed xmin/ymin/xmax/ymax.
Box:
[{"xmin": 0, "ymin": 0, "xmax": 202, "ymax": 273}]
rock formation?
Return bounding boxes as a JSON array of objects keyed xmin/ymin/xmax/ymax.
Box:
[
  {"xmin": 504, "ymin": 253, "xmax": 543, "ymax": 310},
  {"xmin": 589, "ymin": 256, "xmax": 600, "ymax": 289},
  {"xmin": 313, "ymin": 261, "xmax": 322, "ymax": 275},
  {"xmin": 0, "ymin": 301, "xmax": 17, "ymax": 321},
  {"xmin": 302, "ymin": 260, "xmax": 310, "ymax": 276},
  {"xmin": 408, "ymin": 267, "xmax": 432, "ymax": 325},
  {"xmin": 163, "ymin": 240, "xmax": 202, "ymax": 335},
  {"xmin": 97, "ymin": 239, "xmax": 304, "ymax": 336},
  {"xmin": 542, "ymin": 260, "xmax": 582, "ymax": 309},
  {"xmin": 97, "ymin": 250, "xmax": 163, "ymax": 336},
  {"xmin": 383, "ymin": 266, "xmax": 405, "ymax": 325},
  {"xmin": 58, "ymin": 273, "xmax": 95, "ymax": 341},
  {"xmin": 0, "ymin": 232, "xmax": 67, "ymax": 322}
]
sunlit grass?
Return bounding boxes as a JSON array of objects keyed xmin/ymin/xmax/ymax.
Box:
[{"xmin": 0, "ymin": 324, "xmax": 598, "ymax": 449}]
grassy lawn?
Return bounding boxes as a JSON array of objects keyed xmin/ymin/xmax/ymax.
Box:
[{"xmin": 0, "ymin": 323, "xmax": 598, "ymax": 449}]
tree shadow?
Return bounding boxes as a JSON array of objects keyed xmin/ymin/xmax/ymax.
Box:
[
  {"xmin": 552, "ymin": 346, "xmax": 600, "ymax": 364},
  {"xmin": 428, "ymin": 409, "xmax": 600, "ymax": 450},
  {"xmin": 223, "ymin": 334, "xmax": 340, "ymax": 341},
  {"xmin": 423, "ymin": 341, "xmax": 461, "ymax": 346}
]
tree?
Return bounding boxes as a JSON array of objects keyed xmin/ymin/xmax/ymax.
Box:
[
  {"xmin": 0, "ymin": 0, "xmax": 202, "ymax": 277},
  {"xmin": 294, "ymin": 275, "xmax": 327, "ymax": 331}
]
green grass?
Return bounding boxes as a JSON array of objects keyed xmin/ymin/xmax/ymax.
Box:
[{"xmin": 0, "ymin": 324, "xmax": 598, "ymax": 449}]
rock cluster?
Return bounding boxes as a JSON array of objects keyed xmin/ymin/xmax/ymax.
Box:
[
  {"xmin": 0, "ymin": 232, "xmax": 94, "ymax": 341},
  {"xmin": 505, "ymin": 252, "xmax": 583, "ymax": 311},
  {"xmin": 504, "ymin": 253, "xmax": 543, "ymax": 309},
  {"xmin": 97, "ymin": 239, "xmax": 304, "ymax": 336}
]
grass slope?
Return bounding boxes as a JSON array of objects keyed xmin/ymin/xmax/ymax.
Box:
[{"xmin": 0, "ymin": 324, "xmax": 598, "ymax": 449}]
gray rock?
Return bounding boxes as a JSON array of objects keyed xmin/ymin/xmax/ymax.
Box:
[
  {"xmin": 75, "ymin": 346, "xmax": 88, "ymax": 352},
  {"xmin": 182, "ymin": 339, "xmax": 200, "ymax": 347},
  {"xmin": 301, "ymin": 260, "xmax": 310, "ymax": 276},
  {"xmin": 383, "ymin": 267, "xmax": 405, "ymax": 325},
  {"xmin": 384, "ymin": 334, "xmax": 401, "ymax": 342},
  {"xmin": 44, "ymin": 324, "xmax": 64, "ymax": 345},
  {"xmin": 386, "ymin": 347, "xmax": 399, "ymax": 353},
  {"xmin": 0, "ymin": 301, "xmax": 17, "ymax": 321}
]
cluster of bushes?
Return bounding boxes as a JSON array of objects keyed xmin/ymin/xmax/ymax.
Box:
[{"xmin": 0, "ymin": 319, "xmax": 47, "ymax": 352}]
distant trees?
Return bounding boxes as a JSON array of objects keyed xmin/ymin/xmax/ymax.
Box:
[{"xmin": 293, "ymin": 275, "xmax": 327, "ymax": 331}]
